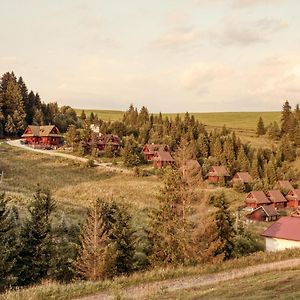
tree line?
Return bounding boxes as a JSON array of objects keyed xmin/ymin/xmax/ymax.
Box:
[{"xmin": 0, "ymin": 72, "xmax": 79, "ymax": 137}]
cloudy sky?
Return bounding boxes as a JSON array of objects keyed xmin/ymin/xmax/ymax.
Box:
[{"xmin": 1, "ymin": 0, "xmax": 300, "ymax": 112}]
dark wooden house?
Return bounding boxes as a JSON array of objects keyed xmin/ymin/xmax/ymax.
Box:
[
  {"xmin": 97, "ymin": 134, "xmax": 121, "ymax": 151},
  {"xmin": 245, "ymin": 191, "xmax": 271, "ymax": 209},
  {"xmin": 247, "ymin": 205, "xmax": 279, "ymax": 222},
  {"xmin": 153, "ymin": 150, "xmax": 175, "ymax": 168},
  {"xmin": 266, "ymin": 190, "xmax": 287, "ymax": 209},
  {"xmin": 22, "ymin": 125, "xmax": 63, "ymax": 148},
  {"xmin": 285, "ymin": 189, "xmax": 300, "ymax": 208},
  {"xmin": 208, "ymin": 166, "xmax": 230, "ymax": 184},
  {"xmin": 143, "ymin": 144, "xmax": 170, "ymax": 161}
]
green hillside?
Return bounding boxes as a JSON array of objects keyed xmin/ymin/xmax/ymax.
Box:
[{"xmin": 74, "ymin": 109, "xmax": 281, "ymax": 131}]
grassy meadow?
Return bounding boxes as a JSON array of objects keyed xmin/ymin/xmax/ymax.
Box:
[{"xmin": 74, "ymin": 109, "xmax": 281, "ymax": 131}]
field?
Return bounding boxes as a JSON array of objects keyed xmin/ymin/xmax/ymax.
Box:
[{"xmin": 74, "ymin": 109, "xmax": 281, "ymax": 131}]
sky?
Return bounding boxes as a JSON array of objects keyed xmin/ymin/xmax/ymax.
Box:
[{"xmin": 1, "ymin": 0, "xmax": 300, "ymax": 113}]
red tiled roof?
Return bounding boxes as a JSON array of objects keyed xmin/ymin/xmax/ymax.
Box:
[
  {"xmin": 287, "ymin": 189, "xmax": 300, "ymax": 200},
  {"xmin": 246, "ymin": 191, "xmax": 271, "ymax": 205},
  {"xmin": 143, "ymin": 144, "xmax": 169, "ymax": 154},
  {"xmin": 261, "ymin": 217, "xmax": 300, "ymax": 241},
  {"xmin": 267, "ymin": 190, "xmax": 287, "ymax": 203},
  {"xmin": 208, "ymin": 166, "xmax": 230, "ymax": 177},
  {"xmin": 277, "ymin": 180, "xmax": 294, "ymax": 191},
  {"xmin": 234, "ymin": 172, "xmax": 252, "ymax": 183},
  {"xmin": 154, "ymin": 150, "xmax": 174, "ymax": 162},
  {"xmin": 22, "ymin": 125, "xmax": 61, "ymax": 138}
]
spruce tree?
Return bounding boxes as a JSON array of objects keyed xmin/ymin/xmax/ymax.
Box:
[
  {"xmin": 280, "ymin": 134, "xmax": 296, "ymax": 162},
  {"xmin": 15, "ymin": 188, "xmax": 56, "ymax": 286},
  {"xmin": 0, "ymin": 193, "xmax": 18, "ymax": 291},
  {"xmin": 76, "ymin": 199, "xmax": 116, "ymax": 280},
  {"xmin": 281, "ymin": 100, "xmax": 293, "ymax": 134},
  {"xmin": 237, "ymin": 145, "xmax": 250, "ymax": 171},
  {"xmin": 256, "ymin": 117, "xmax": 266, "ymax": 135}
]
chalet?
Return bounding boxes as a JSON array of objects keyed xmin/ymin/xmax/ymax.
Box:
[
  {"xmin": 266, "ymin": 190, "xmax": 287, "ymax": 209},
  {"xmin": 97, "ymin": 134, "xmax": 121, "ymax": 151},
  {"xmin": 247, "ymin": 205, "xmax": 279, "ymax": 222},
  {"xmin": 208, "ymin": 166, "xmax": 230, "ymax": 184},
  {"xmin": 245, "ymin": 191, "xmax": 271, "ymax": 209},
  {"xmin": 22, "ymin": 125, "xmax": 63, "ymax": 148},
  {"xmin": 232, "ymin": 172, "xmax": 252, "ymax": 184},
  {"xmin": 143, "ymin": 144, "xmax": 170, "ymax": 161},
  {"xmin": 285, "ymin": 189, "xmax": 300, "ymax": 208},
  {"xmin": 275, "ymin": 180, "xmax": 294, "ymax": 194},
  {"xmin": 153, "ymin": 149, "xmax": 175, "ymax": 168},
  {"xmin": 262, "ymin": 217, "xmax": 300, "ymax": 251}
]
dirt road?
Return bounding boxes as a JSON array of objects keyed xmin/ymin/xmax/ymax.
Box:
[
  {"xmin": 76, "ymin": 258, "xmax": 300, "ymax": 300},
  {"xmin": 6, "ymin": 139, "xmax": 131, "ymax": 174}
]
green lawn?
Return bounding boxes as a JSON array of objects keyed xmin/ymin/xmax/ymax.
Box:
[{"xmin": 74, "ymin": 109, "xmax": 281, "ymax": 131}]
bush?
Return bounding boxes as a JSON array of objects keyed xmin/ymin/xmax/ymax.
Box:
[{"xmin": 86, "ymin": 159, "xmax": 95, "ymax": 168}]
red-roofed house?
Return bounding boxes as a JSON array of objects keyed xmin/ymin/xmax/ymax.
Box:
[
  {"xmin": 275, "ymin": 180, "xmax": 294, "ymax": 194},
  {"xmin": 143, "ymin": 144, "xmax": 170, "ymax": 161},
  {"xmin": 245, "ymin": 191, "xmax": 271, "ymax": 209},
  {"xmin": 285, "ymin": 189, "xmax": 300, "ymax": 208},
  {"xmin": 153, "ymin": 150, "xmax": 175, "ymax": 168},
  {"xmin": 208, "ymin": 166, "xmax": 230, "ymax": 184},
  {"xmin": 247, "ymin": 205, "xmax": 279, "ymax": 222},
  {"xmin": 232, "ymin": 172, "xmax": 252, "ymax": 184},
  {"xmin": 261, "ymin": 217, "xmax": 300, "ymax": 251},
  {"xmin": 266, "ymin": 190, "xmax": 287, "ymax": 209}
]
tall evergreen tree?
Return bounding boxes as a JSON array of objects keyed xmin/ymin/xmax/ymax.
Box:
[
  {"xmin": 281, "ymin": 100, "xmax": 293, "ymax": 134},
  {"xmin": 256, "ymin": 117, "xmax": 266, "ymax": 135},
  {"xmin": 15, "ymin": 188, "xmax": 56, "ymax": 286}
]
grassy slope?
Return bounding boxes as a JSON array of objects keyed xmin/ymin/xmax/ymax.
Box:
[
  {"xmin": 74, "ymin": 109, "xmax": 280, "ymax": 130},
  {"xmin": 1, "ymin": 249, "xmax": 300, "ymax": 300}
]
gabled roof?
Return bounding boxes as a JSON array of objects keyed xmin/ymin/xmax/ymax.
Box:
[
  {"xmin": 246, "ymin": 191, "xmax": 271, "ymax": 205},
  {"xmin": 261, "ymin": 217, "xmax": 300, "ymax": 242},
  {"xmin": 22, "ymin": 125, "xmax": 61, "ymax": 137},
  {"xmin": 234, "ymin": 172, "xmax": 252, "ymax": 183},
  {"xmin": 143, "ymin": 144, "xmax": 169, "ymax": 154},
  {"xmin": 267, "ymin": 190, "xmax": 287, "ymax": 203},
  {"xmin": 277, "ymin": 180, "xmax": 294, "ymax": 191},
  {"xmin": 98, "ymin": 134, "xmax": 120, "ymax": 145},
  {"xmin": 287, "ymin": 189, "xmax": 300, "ymax": 199},
  {"xmin": 208, "ymin": 166, "xmax": 230, "ymax": 177},
  {"xmin": 250, "ymin": 205, "xmax": 278, "ymax": 217},
  {"xmin": 154, "ymin": 150, "xmax": 174, "ymax": 162}
]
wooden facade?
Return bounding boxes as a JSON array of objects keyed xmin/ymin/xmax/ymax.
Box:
[
  {"xmin": 266, "ymin": 190, "xmax": 287, "ymax": 209},
  {"xmin": 97, "ymin": 134, "xmax": 121, "ymax": 152},
  {"xmin": 285, "ymin": 189, "xmax": 300, "ymax": 208},
  {"xmin": 208, "ymin": 166, "xmax": 230, "ymax": 184},
  {"xmin": 247, "ymin": 205, "xmax": 279, "ymax": 222},
  {"xmin": 22, "ymin": 125, "xmax": 63, "ymax": 148},
  {"xmin": 153, "ymin": 150, "xmax": 175, "ymax": 169},
  {"xmin": 245, "ymin": 191, "xmax": 271, "ymax": 209},
  {"xmin": 232, "ymin": 172, "xmax": 252, "ymax": 184},
  {"xmin": 143, "ymin": 144, "xmax": 170, "ymax": 161}
]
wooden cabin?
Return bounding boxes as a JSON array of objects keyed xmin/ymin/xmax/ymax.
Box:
[
  {"xmin": 97, "ymin": 134, "xmax": 121, "ymax": 151},
  {"xmin": 232, "ymin": 172, "xmax": 252, "ymax": 184},
  {"xmin": 245, "ymin": 191, "xmax": 271, "ymax": 209},
  {"xmin": 262, "ymin": 217, "xmax": 300, "ymax": 251},
  {"xmin": 153, "ymin": 150, "xmax": 175, "ymax": 168},
  {"xmin": 22, "ymin": 125, "xmax": 63, "ymax": 148},
  {"xmin": 247, "ymin": 205, "xmax": 279, "ymax": 222},
  {"xmin": 274, "ymin": 180, "xmax": 294, "ymax": 195},
  {"xmin": 208, "ymin": 166, "xmax": 230, "ymax": 184},
  {"xmin": 266, "ymin": 190, "xmax": 287, "ymax": 209},
  {"xmin": 143, "ymin": 144, "xmax": 170, "ymax": 161},
  {"xmin": 285, "ymin": 189, "xmax": 300, "ymax": 208}
]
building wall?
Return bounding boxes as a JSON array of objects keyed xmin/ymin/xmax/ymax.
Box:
[{"xmin": 265, "ymin": 237, "xmax": 300, "ymax": 251}]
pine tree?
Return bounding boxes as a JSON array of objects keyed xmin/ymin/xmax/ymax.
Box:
[
  {"xmin": 197, "ymin": 133, "xmax": 210, "ymax": 158},
  {"xmin": 280, "ymin": 134, "xmax": 296, "ymax": 162},
  {"xmin": 281, "ymin": 100, "xmax": 293, "ymax": 134},
  {"xmin": 212, "ymin": 193, "xmax": 235, "ymax": 260},
  {"xmin": 250, "ymin": 153, "xmax": 261, "ymax": 179},
  {"xmin": 15, "ymin": 188, "xmax": 56, "ymax": 286},
  {"xmin": 265, "ymin": 158, "xmax": 277, "ymax": 185},
  {"xmin": 237, "ymin": 145, "xmax": 250, "ymax": 171},
  {"xmin": 122, "ymin": 135, "xmax": 143, "ymax": 167},
  {"xmin": 256, "ymin": 117, "xmax": 265, "ymax": 135},
  {"xmin": 76, "ymin": 199, "xmax": 116, "ymax": 280},
  {"xmin": 0, "ymin": 193, "xmax": 18, "ymax": 291},
  {"xmin": 213, "ymin": 136, "xmax": 223, "ymax": 159},
  {"xmin": 4, "ymin": 115, "xmax": 16, "ymax": 135}
]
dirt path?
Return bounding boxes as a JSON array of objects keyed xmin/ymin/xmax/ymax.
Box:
[
  {"xmin": 6, "ymin": 139, "xmax": 131, "ymax": 174},
  {"xmin": 76, "ymin": 258, "xmax": 300, "ymax": 300}
]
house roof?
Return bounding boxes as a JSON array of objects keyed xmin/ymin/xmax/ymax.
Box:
[
  {"xmin": 246, "ymin": 191, "xmax": 271, "ymax": 204},
  {"xmin": 277, "ymin": 180, "xmax": 294, "ymax": 191},
  {"xmin": 22, "ymin": 125, "xmax": 61, "ymax": 137},
  {"xmin": 143, "ymin": 144, "xmax": 169, "ymax": 154},
  {"xmin": 287, "ymin": 189, "xmax": 300, "ymax": 200},
  {"xmin": 208, "ymin": 166, "xmax": 230, "ymax": 177},
  {"xmin": 234, "ymin": 172, "xmax": 252, "ymax": 183},
  {"xmin": 250, "ymin": 205, "xmax": 279, "ymax": 217},
  {"xmin": 261, "ymin": 217, "xmax": 300, "ymax": 242},
  {"xmin": 98, "ymin": 134, "xmax": 120, "ymax": 145},
  {"xmin": 154, "ymin": 150, "xmax": 174, "ymax": 162},
  {"xmin": 267, "ymin": 190, "xmax": 287, "ymax": 203}
]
